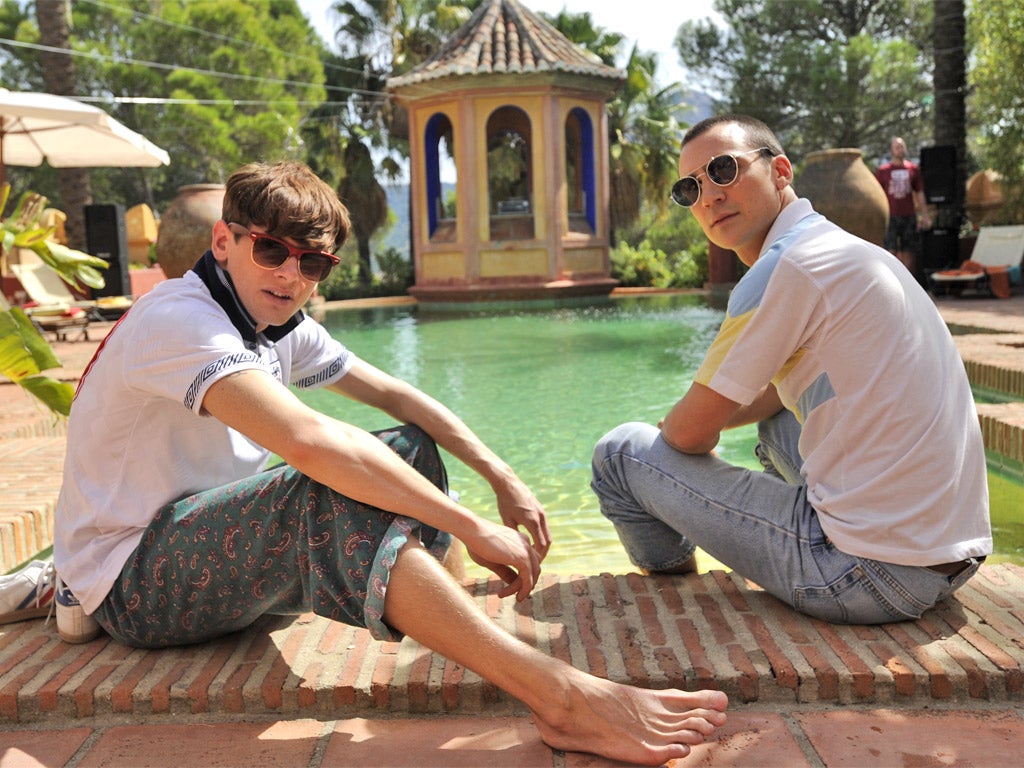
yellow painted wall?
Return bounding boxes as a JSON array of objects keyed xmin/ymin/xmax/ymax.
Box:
[
  {"xmin": 480, "ymin": 248, "xmax": 548, "ymax": 277},
  {"xmin": 400, "ymin": 82, "xmax": 612, "ymax": 291},
  {"xmin": 420, "ymin": 251, "xmax": 467, "ymax": 280},
  {"xmin": 563, "ymin": 247, "xmax": 605, "ymax": 274}
]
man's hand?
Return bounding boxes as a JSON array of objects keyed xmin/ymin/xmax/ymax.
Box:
[
  {"xmin": 494, "ymin": 480, "xmax": 551, "ymax": 560},
  {"xmin": 463, "ymin": 518, "xmax": 543, "ymax": 601}
]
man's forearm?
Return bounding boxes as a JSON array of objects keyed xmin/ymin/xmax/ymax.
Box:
[{"xmin": 724, "ymin": 384, "xmax": 783, "ymax": 429}]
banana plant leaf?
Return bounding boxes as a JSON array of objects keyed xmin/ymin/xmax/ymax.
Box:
[
  {"xmin": 0, "ymin": 307, "xmax": 74, "ymax": 416},
  {"xmin": 3, "ymin": 189, "xmax": 109, "ymax": 291},
  {"xmin": 2, "ymin": 182, "xmax": 104, "ymax": 417}
]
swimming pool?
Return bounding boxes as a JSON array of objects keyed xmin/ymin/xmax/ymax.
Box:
[{"xmin": 297, "ymin": 293, "xmax": 1022, "ymax": 575}]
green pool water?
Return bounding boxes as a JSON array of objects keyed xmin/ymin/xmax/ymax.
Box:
[{"xmin": 297, "ymin": 293, "xmax": 1023, "ymax": 575}]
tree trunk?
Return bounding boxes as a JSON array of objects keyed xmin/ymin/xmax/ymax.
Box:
[
  {"xmin": 337, "ymin": 139, "xmax": 387, "ymax": 289},
  {"xmin": 357, "ymin": 236, "xmax": 373, "ymax": 288},
  {"xmin": 932, "ymin": 0, "xmax": 967, "ymax": 228},
  {"xmin": 36, "ymin": 0, "xmax": 93, "ymax": 252}
]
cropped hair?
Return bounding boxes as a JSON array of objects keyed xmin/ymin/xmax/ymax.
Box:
[
  {"xmin": 683, "ymin": 114, "xmax": 784, "ymax": 158},
  {"xmin": 222, "ymin": 161, "xmax": 351, "ymax": 253}
]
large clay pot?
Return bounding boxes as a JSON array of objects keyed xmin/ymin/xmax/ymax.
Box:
[
  {"xmin": 966, "ymin": 169, "xmax": 1003, "ymax": 228},
  {"xmin": 156, "ymin": 184, "xmax": 225, "ymax": 278},
  {"xmin": 795, "ymin": 148, "xmax": 889, "ymax": 246}
]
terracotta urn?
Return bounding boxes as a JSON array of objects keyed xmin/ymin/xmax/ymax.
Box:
[
  {"xmin": 156, "ymin": 184, "xmax": 226, "ymax": 278},
  {"xmin": 966, "ymin": 169, "xmax": 1003, "ymax": 227},
  {"xmin": 795, "ymin": 149, "xmax": 889, "ymax": 246}
]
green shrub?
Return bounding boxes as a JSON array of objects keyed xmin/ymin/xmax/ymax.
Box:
[
  {"xmin": 376, "ymin": 247, "xmax": 414, "ymax": 290},
  {"xmin": 610, "ymin": 239, "xmax": 707, "ymax": 289},
  {"xmin": 319, "ymin": 246, "xmax": 413, "ymax": 300},
  {"xmin": 612, "ymin": 206, "xmax": 710, "ymax": 288}
]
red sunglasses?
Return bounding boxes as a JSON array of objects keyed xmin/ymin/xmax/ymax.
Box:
[{"xmin": 228, "ymin": 223, "xmax": 340, "ymax": 282}]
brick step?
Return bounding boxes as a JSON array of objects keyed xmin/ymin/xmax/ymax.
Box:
[{"xmin": 1, "ymin": 567, "xmax": 1022, "ymax": 725}]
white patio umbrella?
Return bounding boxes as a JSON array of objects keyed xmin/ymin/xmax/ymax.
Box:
[{"xmin": 0, "ymin": 89, "xmax": 170, "ymax": 187}]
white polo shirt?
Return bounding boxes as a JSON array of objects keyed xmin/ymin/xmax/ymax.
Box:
[
  {"xmin": 55, "ymin": 254, "xmax": 355, "ymax": 613},
  {"xmin": 694, "ymin": 198, "xmax": 991, "ymax": 566}
]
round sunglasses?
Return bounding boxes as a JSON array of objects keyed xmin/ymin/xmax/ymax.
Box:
[
  {"xmin": 670, "ymin": 147, "xmax": 775, "ymax": 207},
  {"xmin": 228, "ymin": 223, "xmax": 340, "ymax": 282}
]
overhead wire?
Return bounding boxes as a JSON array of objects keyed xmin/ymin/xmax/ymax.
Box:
[
  {"xmin": 0, "ymin": 37, "xmax": 382, "ymax": 103},
  {"xmin": 78, "ymin": 0, "xmax": 370, "ymax": 83},
  {"xmin": 0, "ymin": 0, "xmax": 451, "ymax": 108}
]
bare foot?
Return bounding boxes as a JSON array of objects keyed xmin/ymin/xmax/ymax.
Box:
[{"xmin": 530, "ymin": 674, "xmax": 728, "ymax": 766}]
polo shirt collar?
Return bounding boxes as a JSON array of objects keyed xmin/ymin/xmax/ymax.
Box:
[{"xmin": 191, "ymin": 250, "xmax": 304, "ymax": 344}]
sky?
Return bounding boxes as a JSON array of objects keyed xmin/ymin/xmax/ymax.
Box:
[{"xmin": 295, "ymin": 0, "xmax": 723, "ymax": 87}]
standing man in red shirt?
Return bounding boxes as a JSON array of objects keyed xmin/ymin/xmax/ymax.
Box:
[{"xmin": 875, "ymin": 136, "xmax": 931, "ymax": 274}]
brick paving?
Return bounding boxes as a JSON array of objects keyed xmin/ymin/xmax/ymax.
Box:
[
  {"xmin": 1, "ymin": 564, "xmax": 1023, "ymax": 726},
  {"xmin": 2, "ymin": 293, "xmax": 1024, "ymax": 766}
]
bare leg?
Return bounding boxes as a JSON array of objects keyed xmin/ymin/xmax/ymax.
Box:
[
  {"xmin": 896, "ymin": 250, "xmax": 915, "ymax": 273},
  {"xmin": 383, "ymin": 544, "xmax": 729, "ymax": 766},
  {"xmin": 441, "ymin": 537, "xmax": 466, "ymax": 580}
]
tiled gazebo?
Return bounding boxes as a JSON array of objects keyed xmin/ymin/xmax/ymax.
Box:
[{"xmin": 387, "ymin": 0, "xmax": 626, "ymax": 303}]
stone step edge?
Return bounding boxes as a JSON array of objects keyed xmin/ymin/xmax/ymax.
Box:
[{"xmin": 1, "ymin": 566, "xmax": 1023, "ymax": 724}]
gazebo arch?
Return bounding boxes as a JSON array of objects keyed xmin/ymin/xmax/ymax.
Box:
[
  {"xmin": 424, "ymin": 112, "xmax": 456, "ymax": 242},
  {"xmin": 565, "ymin": 106, "xmax": 596, "ymax": 234},
  {"xmin": 387, "ymin": 0, "xmax": 625, "ymax": 303},
  {"xmin": 487, "ymin": 105, "xmax": 534, "ymax": 240}
]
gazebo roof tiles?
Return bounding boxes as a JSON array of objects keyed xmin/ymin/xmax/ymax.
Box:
[{"xmin": 387, "ymin": 0, "xmax": 625, "ymax": 90}]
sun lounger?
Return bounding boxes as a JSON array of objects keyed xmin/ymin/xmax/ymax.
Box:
[
  {"xmin": 24, "ymin": 305, "xmax": 92, "ymax": 341},
  {"xmin": 929, "ymin": 225, "xmax": 1024, "ymax": 298},
  {"xmin": 9, "ymin": 261, "xmax": 105, "ymax": 341},
  {"xmin": 11, "ymin": 260, "xmax": 136, "ymax": 315}
]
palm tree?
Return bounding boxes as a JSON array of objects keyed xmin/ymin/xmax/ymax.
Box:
[
  {"xmin": 321, "ymin": 1, "xmax": 478, "ymax": 284},
  {"xmin": 932, "ymin": 0, "xmax": 967, "ymax": 226},
  {"xmin": 35, "ymin": 0, "xmax": 92, "ymax": 252},
  {"xmin": 337, "ymin": 139, "xmax": 388, "ymax": 288},
  {"xmin": 606, "ymin": 45, "xmax": 687, "ymax": 238},
  {"xmin": 544, "ymin": 10, "xmax": 687, "ymax": 241}
]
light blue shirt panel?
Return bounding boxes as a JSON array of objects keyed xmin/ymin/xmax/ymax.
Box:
[
  {"xmin": 794, "ymin": 371, "xmax": 836, "ymax": 423},
  {"xmin": 726, "ymin": 212, "xmax": 824, "ymax": 318},
  {"xmin": 726, "ymin": 248, "xmax": 782, "ymax": 317},
  {"xmin": 700, "ymin": 211, "xmax": 827, "ymax": 405}
]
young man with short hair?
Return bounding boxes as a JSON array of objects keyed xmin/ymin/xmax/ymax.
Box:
[{"xmin": 592, "ymin": 115, "xmax": 990, "ymax": 624}]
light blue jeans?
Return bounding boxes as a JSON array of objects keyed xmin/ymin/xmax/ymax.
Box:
[{"xmin": 590, "ymin": 410, "xmax": 981, "ymax": 624}]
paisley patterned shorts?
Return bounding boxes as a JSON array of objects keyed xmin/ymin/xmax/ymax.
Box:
[{"xmin": 93, "ymin": 424, "xmax": 452, "ymax": 648}]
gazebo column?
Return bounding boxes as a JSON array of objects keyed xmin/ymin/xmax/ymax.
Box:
[{"xmin": 459, "ymin": 96, "xmax": 481, "ymax": 283}]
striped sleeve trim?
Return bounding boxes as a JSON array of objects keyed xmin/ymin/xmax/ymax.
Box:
[
  {"xmin": 292, "ymin": 355, "xmax": 349, "ymax": 389},
  {"xmin": 183, "ymin": 351, "xmax": 261, "ymax": 410}
]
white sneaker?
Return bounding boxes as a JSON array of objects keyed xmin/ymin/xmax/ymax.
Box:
[
  {"xmin": 0, "ymin": 559, "xmax": 56, "ymax": 625},
  {"xmin": 55, "ymin": 577, "xmax": 100, "ymax": 644}
]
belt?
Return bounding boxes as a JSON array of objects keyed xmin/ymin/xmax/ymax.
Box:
[{"xmin": 927, "ymin": 556, "xmax": 985, "ymax": 576}]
